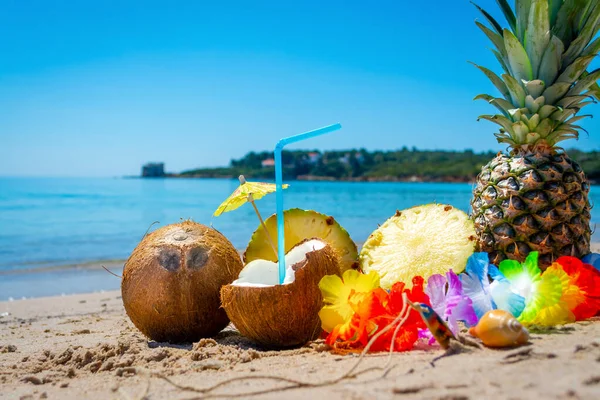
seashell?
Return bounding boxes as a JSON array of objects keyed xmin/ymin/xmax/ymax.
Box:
[{"xmin": 468, "ymin": 310, "xmax": 529, "ymax": 348}]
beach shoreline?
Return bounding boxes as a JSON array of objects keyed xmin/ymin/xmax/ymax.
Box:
[
  {"xmin": 0, "ymin": 260, "xmax": 127, "ymax": 276},
  {"xmin": 1, "ymin": 243, "xmax": 598, "ymax": 302},
  {"xmin": 5, "ymin": 242, "xmax": 599, "ymax": 275}
]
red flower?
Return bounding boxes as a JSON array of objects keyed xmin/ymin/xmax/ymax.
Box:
[{"xmin": 556, "ymin": 256, "xmax": 600, "ymax": 320}]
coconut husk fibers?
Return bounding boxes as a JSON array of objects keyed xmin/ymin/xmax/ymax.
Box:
[
  {"xmin": 122, "ymin": 221, "xmax": 243, "ymax": 343},
  {"xmin": 221, "ymin": 241, "xmax": 340, "ymax": 349}
]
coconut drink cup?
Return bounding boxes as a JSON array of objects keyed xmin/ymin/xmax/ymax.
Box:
[
  {"xmin": 217, "ymin": 125, "xmax": 345, "ymax": 348},
  {"xmin": 121, "ymin": 221, "xmax": 244, "ymax": 343},
  {"xmin": 221, "ymin": 239, "xmax": 339, "ymax": 348}
]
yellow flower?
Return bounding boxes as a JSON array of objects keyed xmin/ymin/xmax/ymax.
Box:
[{"xmin": 318, "ymin": 270, "xmax": 381, "ymax": 333}]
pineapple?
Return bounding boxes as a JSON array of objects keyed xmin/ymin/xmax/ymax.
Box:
[{"xmin": 470, "ymin": 0, "xmax": 597, "ymax": 268}]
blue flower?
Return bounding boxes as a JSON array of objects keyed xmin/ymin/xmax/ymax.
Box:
[
  {"xmin": 460, "ymin": 252, "xmax": 525, "ymax": 319},
  {"xmin": 460, "ymin": 252, "xmax": 495, "ymax": 319}
]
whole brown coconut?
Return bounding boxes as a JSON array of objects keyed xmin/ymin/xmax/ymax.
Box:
[
  {"xmin": 220, "ymin": 239, "xmax": 339, "ymax": 349},
  {"xmin": 122, "ymin": 221, "xmax": 243, "ymax": 343}
]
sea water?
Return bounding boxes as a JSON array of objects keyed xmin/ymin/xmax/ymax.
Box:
[{"xmin": 0, "ymin": 177, "xmax": 598, "ymax": 299}]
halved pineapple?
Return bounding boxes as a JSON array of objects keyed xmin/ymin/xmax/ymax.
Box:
[
  {"xmin": 244, "ymin": 208, "xmax": 358, "ymax": 274},
  {"xmin": 360, "ymin": 204, "xmax": 476, "ymax": 289}
]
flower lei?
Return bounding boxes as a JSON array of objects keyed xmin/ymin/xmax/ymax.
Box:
[{"xmin": 319, "ymin": 252, "xmax": 600, "ymax": 351}]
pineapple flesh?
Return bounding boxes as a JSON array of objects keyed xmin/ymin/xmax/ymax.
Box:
[
  {"xmin": 360, "ymin": 204, "xmax": 476, "ymax": 290},
  {"xmin": 470, "ymin": 0, "xmax": 597, "ymax": 268}
]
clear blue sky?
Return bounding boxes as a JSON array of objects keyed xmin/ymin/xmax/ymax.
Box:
[{"xmin": 1, "ymin": 0, "xmax": 599, "ymax": 177}]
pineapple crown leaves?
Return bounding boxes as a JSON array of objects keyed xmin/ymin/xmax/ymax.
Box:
[{"xmin": 471, "ymin": 0, "xmax": 600, "ymax": 149}]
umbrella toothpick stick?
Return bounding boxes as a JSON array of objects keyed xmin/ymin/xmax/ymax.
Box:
[
  {"xmin": 237, "ymin": 175, "xmax": 278, "ymax": 258},
  {"xmin": 247, "ymin": 193, "xmax": 278, "ymax": 258}
]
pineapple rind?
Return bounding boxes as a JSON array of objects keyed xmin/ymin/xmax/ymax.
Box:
[{"xmin": 471, "ymin": 151, "xmax": 592, "ymax": 268}]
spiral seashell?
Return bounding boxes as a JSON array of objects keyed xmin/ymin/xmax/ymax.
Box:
[{"xmin": 468, "ymin": 310, "xmax": 529, "ymax": 348}]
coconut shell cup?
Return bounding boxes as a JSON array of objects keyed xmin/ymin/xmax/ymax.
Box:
[
  {"xmin": 220, "ymin": 240, "xmax": 339, "ymax": 349},
  {"xmin": 122, "ymin": 221, "xmax": 243, "ymax": 343}
]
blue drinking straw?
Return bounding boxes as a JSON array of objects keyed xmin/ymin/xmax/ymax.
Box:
[{"xmin": 274, "ymin": 123, "xmax": 342, "ymax": 283}]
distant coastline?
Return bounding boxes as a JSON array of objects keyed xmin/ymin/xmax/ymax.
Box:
[{"xmin": 139, "ymin": 148, "xmax": 600, "ymax": 184}]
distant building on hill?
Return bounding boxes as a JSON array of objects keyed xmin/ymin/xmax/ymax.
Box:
[
  {"xmin": 261, "ymin": 158, "xmax": 275, "ymax": 167},
  {"xmin": 142, "ymin": 162, "xmax": 165, "ymax": 177},
  {"xmin": 307, "ymin": 152, "xmax": 321, "ymax": 164}
]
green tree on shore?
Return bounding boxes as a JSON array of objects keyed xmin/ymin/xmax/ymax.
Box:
[{"xmin": 179, "ymin": 148, "xmax": 600, "ymax": 183}]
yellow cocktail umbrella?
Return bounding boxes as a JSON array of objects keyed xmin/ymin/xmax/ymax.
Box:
[{"xmin": 214, "ymin": 175, "xmax": 288, "ymax": 257}]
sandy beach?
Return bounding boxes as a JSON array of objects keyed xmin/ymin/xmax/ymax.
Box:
[{"xmin": 1, "ymin": 244, "xmax": 599, "ymax": 400}]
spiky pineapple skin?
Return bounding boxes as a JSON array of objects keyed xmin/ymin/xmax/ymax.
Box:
[{"xmin": 471, "ymin": 150, "xmax": 591, "ymax": 268}]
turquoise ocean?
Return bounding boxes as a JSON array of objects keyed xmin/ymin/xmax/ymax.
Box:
[{"xmin": 0, "ymin": 177, "xmax": 598, "ymax": 300}]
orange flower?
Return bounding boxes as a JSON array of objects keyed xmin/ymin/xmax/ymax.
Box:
[{"xmin": 324, "ymin": 275, "xmax": 430, "ymax": 352}]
